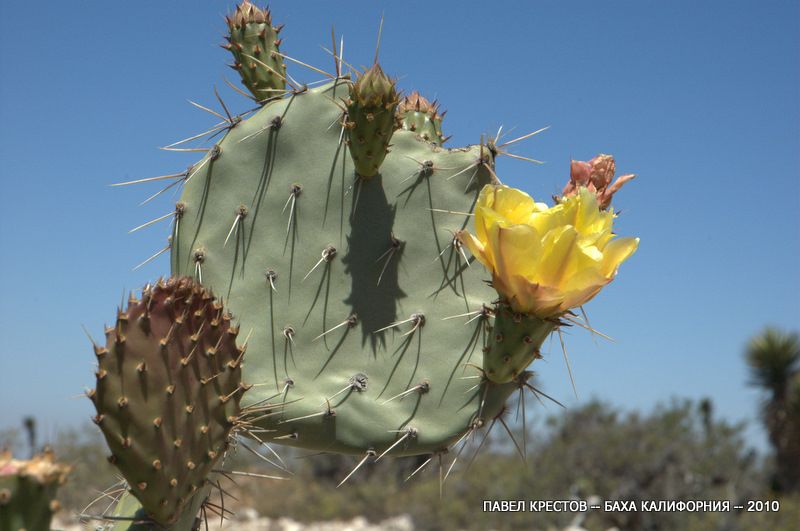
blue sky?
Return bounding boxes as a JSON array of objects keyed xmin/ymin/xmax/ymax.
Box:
[{"xmin": 0, "ymin": 1, "xmax": 797, "ymax": 453}]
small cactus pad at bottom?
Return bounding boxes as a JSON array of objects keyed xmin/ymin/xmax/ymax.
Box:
[{"xmin": 88, "ymin": 277, "xmax": 246, "ymax": 525}]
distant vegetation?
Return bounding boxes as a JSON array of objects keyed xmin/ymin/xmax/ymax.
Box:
[
  {"xmin": 745, "ymin": 327, "xmax": 800, "ymax": 493},
  {"xmin": 2, "ymin": 396, "xmax": 798, "ymax": 530},
  {"xmin": 223, "ymin": 398, "xmax": 799, "ymax": 531},
  {"xmin": 3, "ymin": 327, "xmax": 797, "ymax": 530}
]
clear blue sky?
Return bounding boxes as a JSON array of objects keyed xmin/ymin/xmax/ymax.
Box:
[{"xmin": 1, "ymin": 1, "xmax": 798, "ymax": 453}]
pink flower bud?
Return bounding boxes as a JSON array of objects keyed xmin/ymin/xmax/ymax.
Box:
[{"xmin": 562, "ymin": 154, "xmax": 635, "ymax": 210}]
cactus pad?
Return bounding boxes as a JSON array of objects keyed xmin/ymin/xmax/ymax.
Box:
[
  {"xmin": 345, "ymin": 64, "xmax": 400, "ymax": 177},
  {"xmin": 88, "ymin": 277, "xmax": 246, "ymax": 525},
  {"xmin": 483, "ymin": 305, "xmax": 557, "ymax": 383},
  {"xmin": 397, "ymin": 92, "xmax": 446, "ymax": 145},
  {"xmin": 225, "ymin": 0, "xmax": 286, "ymax": 102},
  {"xmin": 169, "ymin": 78, "xmax": 546, "ymax": 458}
]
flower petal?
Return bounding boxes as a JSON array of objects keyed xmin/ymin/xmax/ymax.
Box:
[
  {"xmin": 494, "ymin": 224, "xmax": 542, "ymax": 282},
  {"xmin": 536, "ymin": 226, "xmax": 579, "ymax": 287},
  {"xmin": 458, "ymin": 231, "xmax": 491, "ymax": 270},
  {"xmin": 507, "ymin": 277, "xmax": 565, "ymax": 316},
  {"xmin": 600, "ymin": 237, "xmax": 639, "ymax": 277},
  {"xmin": 491, "ymin": 186, "xmax": 539, "ymax": 225},
  {"xmin": 574, "ymin": 188, "xmax": 609, "ymax": 234},
  {"xmin": 559, "ymin": 267, "xmax": 610, "ymax": 308}
]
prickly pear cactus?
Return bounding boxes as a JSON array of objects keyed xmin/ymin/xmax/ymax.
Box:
[
  {"xmin": 94, "ymin": 1, "xmax": 640, "ymax": 527},
  {"xmin": 88, "ymin": 277, "xmax": 246, "ymax": 525},
  {"xmin": 0, "ymin": 450, "xmax": 69, "ymax": 531}
]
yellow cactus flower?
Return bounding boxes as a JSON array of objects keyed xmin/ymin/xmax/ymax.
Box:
[{"xmin": 459, "ymin": 185, "xmax": 638, "ymax": 317}]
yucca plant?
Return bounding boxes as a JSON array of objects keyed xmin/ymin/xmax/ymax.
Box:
[{"xmin": 746, "ymin": 327, "xmax": 800, "ymax": 492}]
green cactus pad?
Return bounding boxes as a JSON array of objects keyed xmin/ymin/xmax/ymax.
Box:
[
  {"xmin": 483, "ymin": 305, "xmax": 557, "ymax": 383},
  {"xmin": 0, "ymin": 450, "xmax": 69, "ymax": 531},
  {"xmin": 344, "ymin": 63, "xmax": 400, "ymax": 178},
  {"xmin": 397, "ymin": 92, "xmax": 446, "ymax": 145},
  {"xmin": 89, "ymin": 277, "xmax": 245, "ymax": 525},
  {"xmin": 167, "ymin": 77, "xmax": 550, "ymax": 458},
  {"xmin": 225, "ymin": 1, "xmax": 286, "ymax": 103}
]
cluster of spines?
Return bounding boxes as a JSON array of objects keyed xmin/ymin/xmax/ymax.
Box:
[{"xmin": 87, "ymin": 277, "xmax": 247, "ymax": 525}]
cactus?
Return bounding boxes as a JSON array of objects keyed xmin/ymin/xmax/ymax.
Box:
[
  {"xmin": 102, "ymin": 488, "xmax": 208, "ymax": 531},
  {"xmin": 397, "ymin": 92, "xmax": 447, "ymax": 145},
  {"xmin": 88, "ymin": 277, "xmax": 246, "ymax": 526},
  {"xmin": 224, "ymin": 1, "xmax": 286, "ymax": 103},
  {"xmin": 93, "ymin": 1, "xmax": 639, "ymax": 527},
  {"xmin": 0, "ymin": 449, "xmax": 69, "ymax": 531},
  {"xmin": 344, "ymin": 63, "xmax": 400, "ymax": 177}
]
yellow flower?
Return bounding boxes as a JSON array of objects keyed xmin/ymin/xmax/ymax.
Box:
[{"xmin": 459, "ymin": 185, "xmax": 638, "ymax": 317}]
